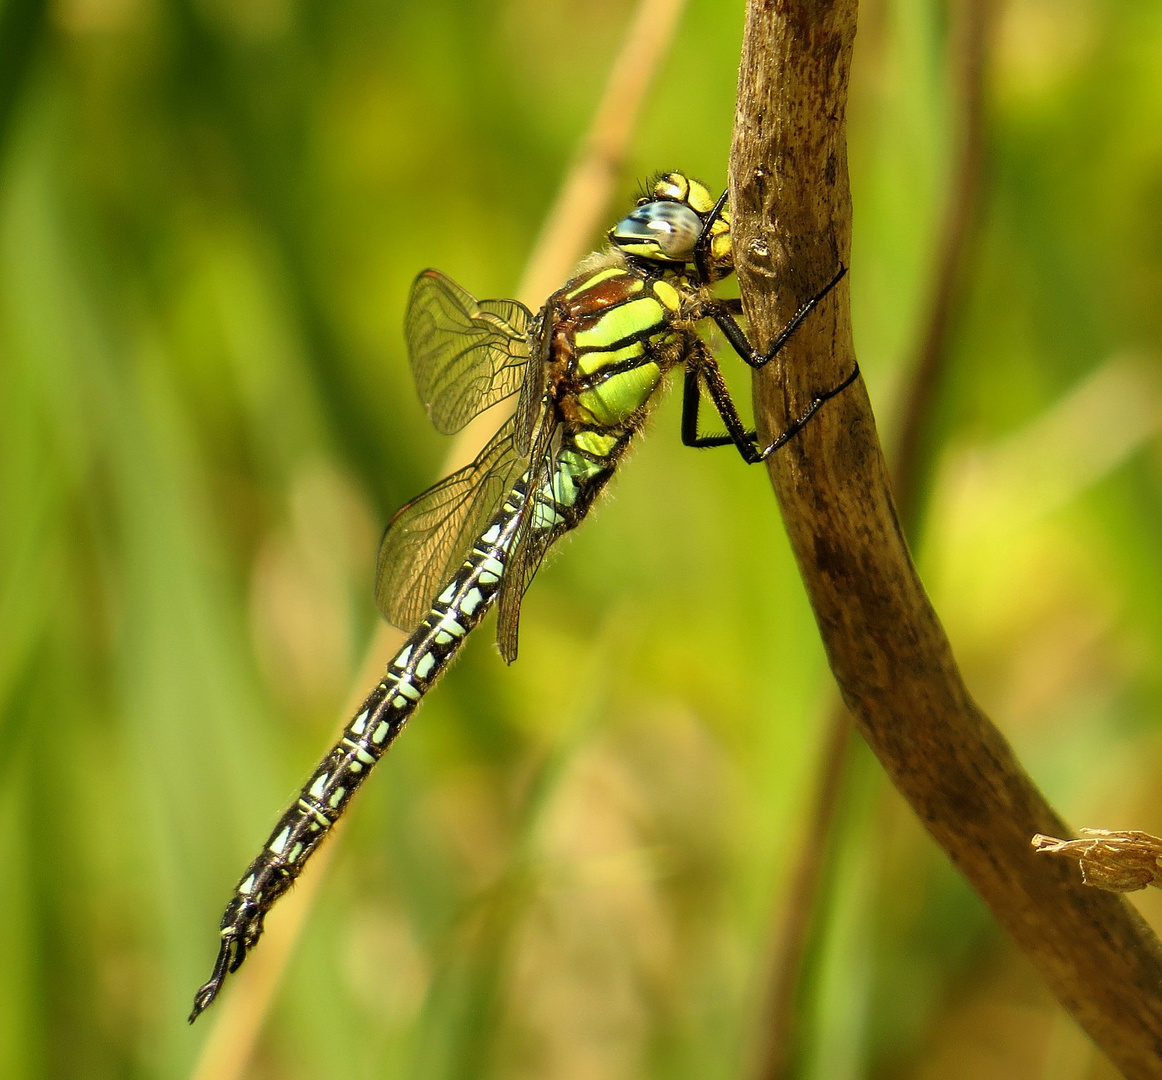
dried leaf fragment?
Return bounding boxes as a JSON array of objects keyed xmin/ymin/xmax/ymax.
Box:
[{"xmin": 1032, "ymin": 829, "xmax": 1162, "ymax": 892}]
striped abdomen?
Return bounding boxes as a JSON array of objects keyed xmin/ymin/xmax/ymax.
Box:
[
  {"xmin": 193, "ymin": 267, "xmax": 671, "ymax": 1018},
  {"xmin": 191, "ymin": 479, "xmax": 531, "ymax": 1018},
  {"xmin": 192, "ymin": 431, "xmax": 628, "ymax": 1018}
]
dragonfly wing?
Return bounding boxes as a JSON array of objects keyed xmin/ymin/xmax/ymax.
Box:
[
  {"xmin": 494, "ymin": 424, "xmax": 568, "ymax": 664},
  {"xmin": 512, "ymin": 313, "xmax": 550, "ymax": 458},
  {"xmin": 375, "ymin": 419, "xmax": 526, "ymax": 631},
  {"xmin": 406, "ymin": 270, "xmax": 534, "ymax": 435}
]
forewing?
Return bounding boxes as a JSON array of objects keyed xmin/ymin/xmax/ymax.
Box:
[
  {"xmin": 406, "ymin": 270, "xmax": 533, "ymax": 434},
  {"xmin": 375, "ymin": 420, "xmax": 524, "ymax": 631}
]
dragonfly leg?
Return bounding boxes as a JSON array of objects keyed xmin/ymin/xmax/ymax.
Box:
[
  {"xmin": 682, "ymin": 358, "xmax": 759, "ymax": 460},
  {"xmin": 681, "ymin": 341, "xmax": 860, "ymax": 465},
  {"xmin": 706, "ymin": 264, "xmax": 848, "ymax": 371}
]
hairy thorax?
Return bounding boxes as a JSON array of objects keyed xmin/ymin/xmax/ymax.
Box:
[{"xmin": 544, "ymin": 256, "xmax": 692, "ymax": 432}]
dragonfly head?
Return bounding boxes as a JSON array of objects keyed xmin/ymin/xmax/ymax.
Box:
[{"xmin": 607, "ymin": 172, "xmax": 733, "ymax": 282}]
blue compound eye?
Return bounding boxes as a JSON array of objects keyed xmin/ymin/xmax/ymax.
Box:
[{"xmin": 608, "ymin": 200, "xmax": 704, "ymax": 263}]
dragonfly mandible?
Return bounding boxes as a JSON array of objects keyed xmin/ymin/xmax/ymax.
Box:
[{"xmin": 190, "ymin": 173, "xmax": 857, "ymax": 1021}]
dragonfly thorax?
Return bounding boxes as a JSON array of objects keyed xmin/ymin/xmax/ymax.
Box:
[{"xmin": 548, "ymin": 260, "xmax": 685, "ymax": 429}]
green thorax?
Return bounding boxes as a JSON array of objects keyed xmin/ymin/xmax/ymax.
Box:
[{"xmin": 547, "ymin": 260, "xmax": 688, "ymax": 429}]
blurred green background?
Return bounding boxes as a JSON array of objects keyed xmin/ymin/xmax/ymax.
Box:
[{"xmin": 1, "ymin": 0, "xmax": 1161, "ymax": 1077}]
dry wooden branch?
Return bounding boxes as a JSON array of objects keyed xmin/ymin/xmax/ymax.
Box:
[
  {"xmin": 753, "ymin": 5, "xmax": 996, "ymax": 1076},
  {"xmin": 729, "ymin": 2, "xmax": 1162, "ymax": 1076}
]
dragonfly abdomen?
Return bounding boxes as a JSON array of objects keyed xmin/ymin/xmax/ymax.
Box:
[{"xmin": 190, "ymin": 481, "xmax": 530, "ymax": 1020}]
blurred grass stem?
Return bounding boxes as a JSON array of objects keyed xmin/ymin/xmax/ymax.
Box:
[
  {"xmin": 516, "ymin": 0, "xmax": 689, "ymax": 308},
  {"xmin": 0, "ymin": 0, "xmax": 47, "ymax": 167},
  {"xmin": 187, "ymin": 1, "xmax": 686, "ymax": 1076}
]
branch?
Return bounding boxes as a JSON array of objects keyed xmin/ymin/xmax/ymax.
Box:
[
  {"xmin": 754, "ymin": 4, "xmax": 997, "ymax": 1075},
  {"xmin": 729, "ymin": 3, "xmax": 1162, "ymax": 1077}
]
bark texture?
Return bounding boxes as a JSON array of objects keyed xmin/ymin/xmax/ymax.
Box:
[{"xmin": 729, "ymin": 2, "xmax": 1162, "ymax": 1075}]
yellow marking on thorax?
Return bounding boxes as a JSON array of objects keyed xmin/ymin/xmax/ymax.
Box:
[
  {"xmin": 574, "ymin": 296, "xmax": 664, "ymax": 351},
  {"xmin": 652, "ymin": 279, "xmax": 681, "ymax": 313},
  {"xmin": 576, "ymin": 339, "xmax": 644, "ymax": 376},
  {"xmin": 575, "ymin": 363, "xmax": 663, "ymax": 426},
  {"xmin": 572, "ymin": 429, "xmax": 621, "ymax": 457}
]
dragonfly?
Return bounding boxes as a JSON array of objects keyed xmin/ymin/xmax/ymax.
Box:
[{"xmin": 190, "ymin": 172, "xmax": 858, "ymax": 1021}]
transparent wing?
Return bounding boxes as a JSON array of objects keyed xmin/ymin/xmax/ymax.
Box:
[
  {"xmin": 406, "ymin": 270, "xmax": 534, "ymax": 435},
  {"xmin": 375, "ymin": 419, "xmax": 526, "ymax": 631},
  {"xmin": 513, "ymin": 311, "xmax": 550, "ymax": 457},
  {"xmin": 495, "ymin": 425, "xmax": 569, "ymax": 664}
]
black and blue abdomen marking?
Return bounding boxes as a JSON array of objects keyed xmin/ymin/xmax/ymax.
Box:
[
  {"xmin": 194, "ymin": 426, "xmax": 629, "ymax": 1019},
  {"xmin": 191, "ymin": 479, "xmax": 531, "ymax": 1017}
]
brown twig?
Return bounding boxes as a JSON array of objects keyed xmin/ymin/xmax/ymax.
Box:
[
  {"xmin": 752, "ymin": 3, "xmax": 995, "ymax": 1076},
  {"xmin": 730, "ymin": 2, "xmax": 1162, "ymax": 1078},
  {"xmin": 187, "ymin": 2, "xmax": 687, "ymax": 1076}
]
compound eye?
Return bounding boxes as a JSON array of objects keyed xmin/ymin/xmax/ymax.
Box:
[{"xmin": 608, "ymin": 200, "xmax": 703, "ymax": 263}]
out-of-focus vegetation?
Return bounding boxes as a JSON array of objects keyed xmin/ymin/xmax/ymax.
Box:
[{"xmin": 1, "ymin": 0, "xmax": 1160, "ymax": 1077}]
